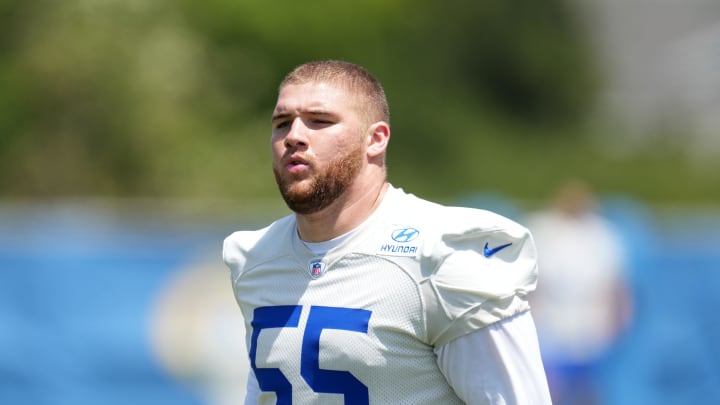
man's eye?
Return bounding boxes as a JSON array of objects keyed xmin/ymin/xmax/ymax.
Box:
[{"xmin": 274, "ymin": 120, "xmax": 290, "ymax": 129}]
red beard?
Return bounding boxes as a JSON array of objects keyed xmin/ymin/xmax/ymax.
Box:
[{"xmin": 273, "ymin": 144, "xmax": 363, "ymax": 215}]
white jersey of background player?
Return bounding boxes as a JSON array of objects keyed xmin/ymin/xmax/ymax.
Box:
[{"xmin": 223, "ymin": 60, "xmax": 550, "ymax": 404}]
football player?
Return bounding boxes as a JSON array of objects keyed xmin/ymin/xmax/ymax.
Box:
[{"xmin": 224, "ymin": 60, "xmax": 551, "ymax": 404}]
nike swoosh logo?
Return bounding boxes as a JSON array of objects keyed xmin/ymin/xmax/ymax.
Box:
[{"xmin": 483, "ymin": 242, "xmax": 513, "ymax": 258}]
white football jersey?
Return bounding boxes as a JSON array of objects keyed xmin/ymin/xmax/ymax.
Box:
[{"xmin": 223, "ymin": 185, "xmax": 539, "ymax": 404}]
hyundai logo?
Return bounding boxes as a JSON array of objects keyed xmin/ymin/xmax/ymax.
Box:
[{"xmin": 391, "ymin": 227, "xmax": 420, "ymax": 243}]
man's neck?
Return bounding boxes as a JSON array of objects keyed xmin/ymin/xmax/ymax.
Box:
[{"xmin": 296, "ymin": 181, "xmax": 389, "ymax": 242}]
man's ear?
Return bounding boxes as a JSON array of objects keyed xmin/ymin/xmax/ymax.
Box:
[{"xmin": 366, "ymin": 121, "xmax": 390, "ymax": 158}]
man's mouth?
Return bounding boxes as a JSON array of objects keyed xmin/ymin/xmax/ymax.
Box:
[{"xmin": 284, "ymin": 155, "xmax": 310, "ymax": 173}]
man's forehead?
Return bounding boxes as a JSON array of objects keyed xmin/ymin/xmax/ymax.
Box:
[{"xmin": 275, "ymin": 81, "xmax": 354, "ymax": 112}]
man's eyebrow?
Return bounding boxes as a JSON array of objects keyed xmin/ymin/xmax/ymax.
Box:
[
  {"xmin": 271, "ymin": 112, "xmax": 291, "ymax": 122},
  {"xmin": 272, "ymin": 109, "xmax": 336, "ymax": 122}
]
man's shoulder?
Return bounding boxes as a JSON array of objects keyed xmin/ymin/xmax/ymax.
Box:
[
  {"xmin": 440, "ymin": 205, "xmax": 528, "ymax": 235},
  {"xmin": 391, "ymin": 188, "xmax": 527, "ymax": 236},
  {"xmin": 377, "ymin": 190, "xmax": 531, "ymax": 265},
  {"xmin": 407, "ymin": 203, "xmax": 537, "ymax": 346},
  {"xmin": 222, "ymin": 215, "xmax": 295, "ymax": 267},
  {"xmin": 225, "ymin": 214, "xmax": 294, "ymax": 242}
]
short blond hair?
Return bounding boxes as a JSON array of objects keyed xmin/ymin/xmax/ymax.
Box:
[{"xmin": 280, "ymin": 60, "xmax": 390, "ymax": 124}]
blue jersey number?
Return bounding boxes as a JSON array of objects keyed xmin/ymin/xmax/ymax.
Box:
[{"xmin": 250, "ymin": 305, "xmax": 372, "ymax": 404}]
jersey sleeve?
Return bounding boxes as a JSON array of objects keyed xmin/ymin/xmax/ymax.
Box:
[
  {"xmin": 421, "ymin": 208, "xmax": 539, "ymax": 346},
  {"xmin": 222, "ymin": 216, "xmax": 294, "ymax": 282},
  {"xmin": 223, "ymin": 232, "xmax": 246, "ymax": 281},
  {"xmin": 434, "ymin": 311, "xmax": 552, "ymax": 404}
]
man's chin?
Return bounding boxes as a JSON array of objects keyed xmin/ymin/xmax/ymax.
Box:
[
  {"xmin": 280, "ymin": 178, "xmax": 312, "ymax": 194},
  {"xmin": 277, "ymin": 180, "xmax": 311, "ymax": 201},
  {"xmin": 280, "ymin": 192, "xmax": 323, "ymax": 215}
]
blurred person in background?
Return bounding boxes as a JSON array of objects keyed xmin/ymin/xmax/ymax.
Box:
[
  {"xmin": 527, "ymin": 179, "xmax": 633, "ymax": 405},
  {"xmin": 223, "ymin": 60, "xmax": 551, "ymax": 404}
]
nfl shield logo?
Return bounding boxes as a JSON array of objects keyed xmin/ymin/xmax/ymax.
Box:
[{"xmin": 308, "ymin": 260, "xmax": 325, "ymax": 279}]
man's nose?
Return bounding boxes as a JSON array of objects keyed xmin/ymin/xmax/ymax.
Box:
[{"xmin": 284, "ymin": 118, "xmax": 309, "ymax": 148}]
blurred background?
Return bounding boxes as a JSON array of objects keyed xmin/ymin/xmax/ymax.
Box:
[{"xmin": 1, "ymin": 0, "xmax": 719, "ymax": 404}]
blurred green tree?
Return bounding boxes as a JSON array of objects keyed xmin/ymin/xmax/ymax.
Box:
[{"xmin": 1, "ymin": 0, "xmax": 715, "ymax": 204}]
